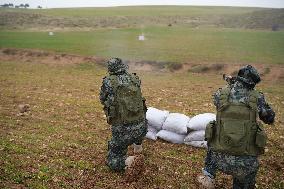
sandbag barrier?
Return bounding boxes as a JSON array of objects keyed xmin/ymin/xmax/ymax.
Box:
[{"xmin": 145, "ymin": 107, "xmax": 216, "ymax": 148}]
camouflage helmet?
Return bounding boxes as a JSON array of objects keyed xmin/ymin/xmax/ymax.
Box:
[
  {"xmin": 237, "ymin": 65, "xmax": 261, "ymax": 88},
  {"xmin": 107, "ymin": 58, "xmax": 128, "ymax": 75}
]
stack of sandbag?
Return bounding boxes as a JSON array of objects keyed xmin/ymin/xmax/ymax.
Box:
[
  {"xmin": 156, "ymin": 113, "xmax": 189, "ymax": 144},
  {"xmin": 145, "ymin": 107, "xmax": 169, "ymax": 141},
  {"xmin": 184, "ymin": 113, "xmax": 216, "ymax": 148}
]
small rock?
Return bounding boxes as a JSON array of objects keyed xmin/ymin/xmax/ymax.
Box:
[
  {"xmin": 18, "ymin": 104, "xmax": 30, "ymax": 113},
  {"xmin": 52, "ymin": 177, "xmax": 59, "ymax": 182},
  {"xmin": 17, "ymin": 113, "xmax": 24, "ymax": 116}
]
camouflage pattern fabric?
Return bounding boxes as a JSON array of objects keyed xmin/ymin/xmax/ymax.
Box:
[
  {"xmin": 204, "ymin": 148, "xmax": 259, "ymax": 189},
  {"xmin": 99, "ymin": 58, "xmax": 147, "ymax": 172},
  {"xmin": 107, "ymin": 57, "xmax": 129, "ymax": 75},
  {"xmin": 237, "ymin": 65, "xmax": 261, "ymax": 89},
  {"xmin": 213, "ymin": 81, "xmax": 275, "ymax": 124},
  {"xmin": 203, "ymin": 78, "xmax": 275, "ymax": 188},
  {"xmin": 99, "ymin": 58, "xmax": 141, "ymax": 109},
  {"xmin": 107, "ymin": 121, "xmax": 147, "ymax": 171}
]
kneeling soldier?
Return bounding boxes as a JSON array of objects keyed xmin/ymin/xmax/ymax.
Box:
[{"xmin": 199, "ymin": 65, "xmax": 275, "ymax": 189}]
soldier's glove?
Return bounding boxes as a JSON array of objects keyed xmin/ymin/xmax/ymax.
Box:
[{"xmin": 259, "ymin": 107, "xmax": 275, "ymax": 125}]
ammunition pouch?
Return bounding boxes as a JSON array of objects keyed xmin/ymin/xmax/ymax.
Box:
[
  {"xmin": 105, "ymin": 106, "xmax": 116, "ymax": 125},
  {"xmin": 205, "ymin": 120, "xmax": 215, "ymax": 144},
  {"xmin": 210, "ymin": 87, "xmax": 267, "ymax": 156},
  {"xmin": 255, "ymin": 122, "xmax": 267, "ymax": 154}
]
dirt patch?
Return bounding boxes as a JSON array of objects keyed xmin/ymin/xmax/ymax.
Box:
[
  {"xmin": 0, "ymin": 48, "xmax": 168, "ymax": 72},
  {"xmin": 0, "ymin": 48, "xmax": 106, "ymax": 66},
  {"xmin": 1, "ymin": 48, "xmax": 284, "ymax": 82},
  {"xmin": 128, "ymin": 60, "xmax": 168, "ymax": 72},
  {"xmin": 185, "ymin": 63, "xmax": 284, "ymax": 83},
  {"xmin": 124, "ymin": 155, "xmax": 145, "ymax": 183}
]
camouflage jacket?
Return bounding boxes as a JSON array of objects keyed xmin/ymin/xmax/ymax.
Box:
[{"xmin": 100, "ymin": 72, "xmax": 142, "ymax": 107}]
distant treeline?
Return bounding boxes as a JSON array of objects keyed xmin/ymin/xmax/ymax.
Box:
[{"xmin": 0, "ymin": 3, "xmax": 42, "ymax": 8}]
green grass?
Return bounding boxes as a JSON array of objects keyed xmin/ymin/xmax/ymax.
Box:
[
  {"xmin": 1, "ymin": 6, "xmax": 282, "ymax": 31},
  {"xmin": 1, "ymin": 27, "xmax": 284, "ymax": 64},
  {"xmin": 1, "ymin": 6, "xmax": 263, "ymax": 17}
]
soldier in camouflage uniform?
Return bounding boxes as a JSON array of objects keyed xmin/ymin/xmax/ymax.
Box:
[
  {"xmin": 198, "ymin": 65, "xmax": 275, "ymax": 189},
  {"xmin": 99, "ymin": 58, "xmax": 147, "ymax": 172}
]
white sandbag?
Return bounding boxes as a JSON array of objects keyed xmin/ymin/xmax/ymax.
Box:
[
  {"xmin": 146, "ymin": 107, "xmax": 169, "ymax": 130},
  {"xmin": 184, "ymin": 141, "xmax": 207, "ymax": 148},
  {"xmin": 145, "ymin": 126, "xmax": 158, "ymax": 140},
  {"xmin": 186, "ymin": 113, "xmax": 216, "ymax": 131},
  {"xmin": 156, "ymin": 130, "xmax": 186, "ymax": 144},
  {"xmin": 162, "ymin": 113, "xmax": 190, "ymax": 135},
  {"xmin": 184, "ymin": 130, "xmax": 205, "ymax": 142}
]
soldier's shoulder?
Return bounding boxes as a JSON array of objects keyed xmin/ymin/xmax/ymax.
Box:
[
  {"xmin": 104, "ymin": 74, "xmax": 117, "ymax": 80},
  {"xmin": 251, "ymin": 89, "xmax": 262, "ymax": 96},
  {"xmin": 102, "ymin": 75, "xmax": 114, "ymax": 86},
  {"xmin": 219, "ymin": 86, "xmax": 230, "ymax": 93}
]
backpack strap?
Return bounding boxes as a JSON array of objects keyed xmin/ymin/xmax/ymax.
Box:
[
  {"xmin": 129, "ymin": 73, "xmax": 141, "ymax": 87},
  {"xmin": 248, "ymin": 90, "xmax": 259, "ymax": 121},
  {"xmin": 216, "ymin": 87, "xmax": 230, "ymax": 126},
  {"xmin": 108, "ymin": 75, "xmax": 119, "ymax": 93},
  {"xmin": 219, "ymin": 86, "xmax": 230, "ymax": 110}
]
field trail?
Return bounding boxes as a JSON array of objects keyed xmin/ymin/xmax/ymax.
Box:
[
  {"xmin": 1, "ymin": 47, "xmax": 284, "ymax": 82},
  {"xmin": 0, "ymin": 48, "xmax": 105, "ymax": 65}
]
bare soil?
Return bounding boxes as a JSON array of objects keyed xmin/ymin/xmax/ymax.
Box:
[{"xmin": 1, "ymin": 48, "xmax": 284, "ymax": 83}]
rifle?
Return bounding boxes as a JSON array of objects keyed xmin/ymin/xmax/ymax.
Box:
[{"xmin": 223, "ymin": 74, "xmax": 236, "ymax": 86}]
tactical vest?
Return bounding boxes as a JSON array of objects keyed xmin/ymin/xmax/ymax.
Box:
[
  {"xmin": 107, "ymin": 73, "xmax": 145, "ymax": 125},
  {"xmin": 207, "ymin": 87, "xmax": 267, "ymax": 156}
]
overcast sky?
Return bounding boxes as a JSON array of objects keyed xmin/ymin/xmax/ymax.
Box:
[{"xmin": 1, "ymin": 0, "xmax": 284, "ymax": 8}]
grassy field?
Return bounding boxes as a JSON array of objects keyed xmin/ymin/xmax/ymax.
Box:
[
  {"xmin": 1, "ymin": 6, "xmax": 283, "ymax": 30},
  {"xmin": 31, "ymin": 6, "xmax": 262, "ymax": 17},
  {"xmin": 1, "ymin": 28, "xmax": 284, "ymax": 64},
  {"xmin": 0, "ymin": 61, "xmax": 283, "ymax": 188},
  {"xmin": 0, "ymin": 5, "xmax": 284, "ymax": 189},
  {"xmin": 1, "ymin": 6, "xmax": 263, "ymax": 17}
]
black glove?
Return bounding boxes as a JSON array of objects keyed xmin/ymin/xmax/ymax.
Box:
[{"xmin": 259, "ymin": 107, "xmax": 275, "ymax": 125}]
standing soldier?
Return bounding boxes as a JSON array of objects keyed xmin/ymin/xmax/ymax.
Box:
[
  {"xmin": 198, "ymin": 65, "xmax": 275, "ymax": 189},
  {"xmin": 100, "ymin": 58, "xmax": 147, "ymax": 172}
]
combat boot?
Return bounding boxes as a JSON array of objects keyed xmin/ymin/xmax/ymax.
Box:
[
  {"xmin": 124, "ymin": 154, "xmax": 145, "ymax": 182},
  {"xmin": 133, "ymin": 144, "xmax": 143, "ymax": 154},
  {"xmin": 125, "ymin": 156, "xmax": 135, "ymax": 168},
  {"xmin": 197, "ymin": 175, "xmax": 215, "ymax": 189}
]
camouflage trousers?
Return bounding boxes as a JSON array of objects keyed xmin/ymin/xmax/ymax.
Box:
[
  {"xmin": 107, "ymin": 120, "xmax": 147, "ymax": 172},
  {"xmin": 203, "ymin": 148, "xmax": 259, "ymax": 189}
]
